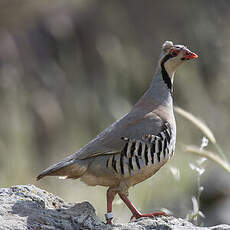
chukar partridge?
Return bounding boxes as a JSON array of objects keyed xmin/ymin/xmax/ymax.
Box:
[{"xmin": 37, "ymin": 41, "xmax": 198, "ymax": 224}]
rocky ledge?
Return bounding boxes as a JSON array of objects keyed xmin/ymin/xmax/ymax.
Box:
[{"xmin": 0, "ymin": 184, "xmax": 229, "ymax": 230}]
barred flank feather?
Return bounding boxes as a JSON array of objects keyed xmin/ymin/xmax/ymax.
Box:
[{"xmin": 107, "ymin": 123, "xmax": 173, "ymax": 176}]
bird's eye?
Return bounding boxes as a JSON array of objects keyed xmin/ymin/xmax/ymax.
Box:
[{"xmin": 171, "ymin": 50, "xmax": 179, "ymax": 57}]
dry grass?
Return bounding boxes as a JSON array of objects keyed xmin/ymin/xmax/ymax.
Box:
[
  {"xmin": 175, "ymin": 106, "xmax": 230, "ymax": 225},
  {"xmin": 174, "ymin": 106, "xmax": 230, "ymax": 172},
  {"xmin": 185, "ymin": 145, "xmax": 230, "ymax": 173}
]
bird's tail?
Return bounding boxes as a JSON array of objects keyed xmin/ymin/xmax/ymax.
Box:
[{"xmin": 36, "ymin": 156, "xmax": 87, "ymax": 181}]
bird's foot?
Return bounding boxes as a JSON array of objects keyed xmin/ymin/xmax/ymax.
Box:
[
  {"xmin": 130, "ymin": 211, "xmax": 168, "ymax": 221},
  {"xmin": 106, "ymin": 219, "xmax": 112, "ymax": 224},
  {"xmin": 105, "ymin": 212, "xmax": 113, "ymax": 224}
]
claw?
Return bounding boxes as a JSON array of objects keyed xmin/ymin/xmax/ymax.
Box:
[{"xmin": 130, "ymin": 211, "xmax": 168, "ymax": 221}]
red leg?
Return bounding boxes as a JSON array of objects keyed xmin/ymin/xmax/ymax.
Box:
[
  {"xmin": 118, "ymin": 192, "xmax": 167, "ymax": 220},
  {"xmin": 106, "ymin": 188, "xmax": 117, "ymax": 224}
]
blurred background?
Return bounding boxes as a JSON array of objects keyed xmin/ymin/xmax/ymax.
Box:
[{"xmin": 0, "ymin": 0, "xmax": 230, "ymax": 226}]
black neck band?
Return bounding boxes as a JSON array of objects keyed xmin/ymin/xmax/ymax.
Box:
[{"xmin": 160, "ymin": 54, "xmax": 173, "ymax": 92}]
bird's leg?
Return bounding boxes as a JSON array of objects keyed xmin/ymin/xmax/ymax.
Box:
[
  {"xmin": 105, "ymin": 188, "xmax": 117, "ymax": 224},
  {"xmin": 118, "ymin": 192, "xmax": 141, "ymax": 218},
  {"xmin": 118, "ymin": 192, "xmax": 167, "ymax": 220}
]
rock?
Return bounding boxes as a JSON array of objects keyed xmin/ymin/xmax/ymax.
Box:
[{"xmin": 0, "ymin": 185, "xmax": 229, "ymax": 230}]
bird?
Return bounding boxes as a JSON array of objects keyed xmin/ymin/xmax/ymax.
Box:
[{"xmin": 36, "ymin": 41, "xmax": 198, "ymax": 224}]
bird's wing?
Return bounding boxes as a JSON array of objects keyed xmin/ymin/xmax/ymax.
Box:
[{"xmin": 75, "ymin": 111, "xmax": 164, "ymax": 160}]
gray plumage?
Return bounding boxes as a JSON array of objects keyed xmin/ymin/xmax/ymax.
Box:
[{"xmin": 37, "ymin": 40, "xmax": 197, "ymax": 202}]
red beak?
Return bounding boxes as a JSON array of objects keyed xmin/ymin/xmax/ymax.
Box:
[{"xmin": 182, "ymin": 50, "xmax": 198, "ymax": 60}]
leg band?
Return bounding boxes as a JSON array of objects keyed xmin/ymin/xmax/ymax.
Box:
[{"xmin": 105, "ymin": 212, "xmax": 113, "ymax": 220}]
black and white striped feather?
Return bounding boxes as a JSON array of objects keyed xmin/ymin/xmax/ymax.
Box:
[{"xmin": 106, "ymin": 122, "xmax": 174, "ymax": 177}]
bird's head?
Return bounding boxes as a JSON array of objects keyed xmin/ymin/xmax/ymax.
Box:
[
  {"xmin": 157, "ymin": 41, "xmax": 198, "ymax": 91},
  {"xmin": 160, "ymin": 41, "xmax": 198, "ymax": 75}
]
